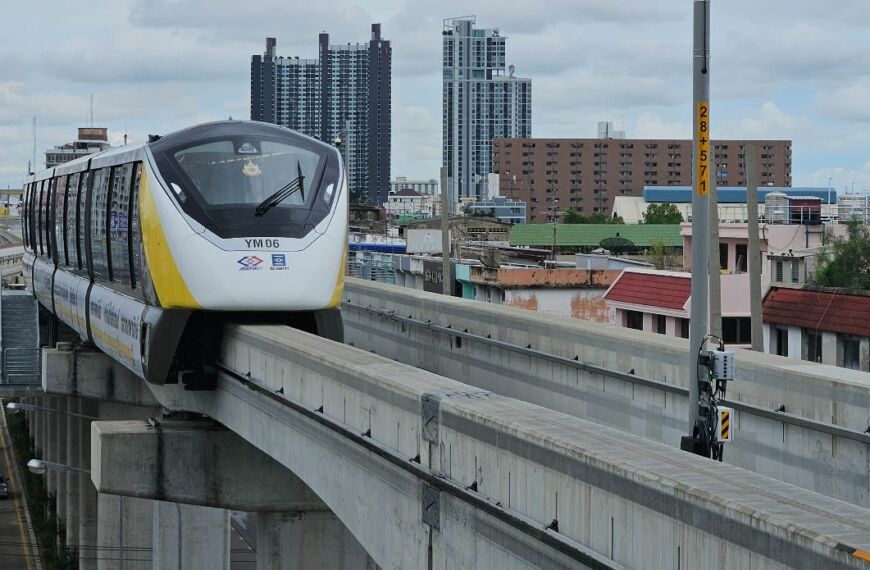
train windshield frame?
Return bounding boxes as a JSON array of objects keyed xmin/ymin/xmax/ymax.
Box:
[{"xmin": 150, "ymin": 123, "xmax": 339, "ymax": 239}]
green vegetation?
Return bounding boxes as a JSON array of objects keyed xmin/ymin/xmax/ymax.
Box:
[
  {"xmin": 642, "ymin": 203, "xmax": 684, "ymax": 224},
  {"xmin": 562, "ymin": 208, "xmax": 624, "ymax": 224},
  {"xmin": 815, "ymin": 220, "xmax": 870, "ymax": 290},
  {"xmin": 647, "ymin": 237, "xmax": 678, "ymax": 270},
  {"xmin": 5, "ymin": 406, "xmax": 77, "ymax": 569}
]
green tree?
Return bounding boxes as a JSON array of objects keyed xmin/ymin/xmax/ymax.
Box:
[
  {"xmin": 815, "ymin": 220, "xmax": 870, "ymax": 290},
  {"xmin": 562, "ymin": 209, "xmax": 624, "ymax": 224},
  {"xmin": 562, "ymin": 208, "xmax": 588, "ymax": 224},
  {"xmin": 643, "ymin": 203, "xmax": 684, "ymax": 224}
]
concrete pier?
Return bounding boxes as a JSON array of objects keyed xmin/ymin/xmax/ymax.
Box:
[
  {"xmin": 55, "ymin": 396, "xmax": 67, "ymax": 538},
  {"xmin": 79, "ymin": 399, "xmax": 99, "ymax": 570},
  {"xmin": 97, "ymin": 494, "xmax": 153, "ymax": 570},
  {"xmin": 65, "ymin": 397, "xmax": 81, "ymax": 551},
  {"xmin": 152, "ymin": 502, "xmax": 230, "ymax": 570}
]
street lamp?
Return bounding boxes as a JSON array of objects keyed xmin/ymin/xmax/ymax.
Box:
[
  {"xmin": 827, "ymin": 177, "xmax": 833, "ymax": 222},
  {"xmin": 27, "ymin": 458, "xmax": 90, "ymax": 475},
  {"xmin": 6, "ymin": 402, "xmax": 98, "ymax": 420}
]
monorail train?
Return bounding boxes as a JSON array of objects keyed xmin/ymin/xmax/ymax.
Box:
[{"xmin": 21, "ymin": 120, "xmax": 347, "ymax": 387}]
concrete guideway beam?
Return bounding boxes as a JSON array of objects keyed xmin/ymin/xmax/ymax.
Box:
[
  {"xmin": 137, "ymin": 323, "xmax": 870, "ymax": 570},
  {"xmin": 91, "ymin": 419, "xmax": 326, "ymax": 512},
  {"xmin": 343, "ymin": 278, "xmax": 870, "ymax": 508},
  {"xmin": 256, "ymin": 511, "xmax": 375, "ymax": 570}
]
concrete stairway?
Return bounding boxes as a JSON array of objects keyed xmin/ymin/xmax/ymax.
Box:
[{"xmin": 0, "ymin": 291, "xmax": 40, "ymax": 384}]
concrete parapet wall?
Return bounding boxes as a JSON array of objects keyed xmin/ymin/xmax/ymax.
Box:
[{"xmin": 343, "ymin": 278, "xmax": 870, "ymax": 507}]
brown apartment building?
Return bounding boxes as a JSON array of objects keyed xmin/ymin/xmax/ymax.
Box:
[{"xmin": 492, "ymin": 138, "xmax": 792, "ymax": 222}]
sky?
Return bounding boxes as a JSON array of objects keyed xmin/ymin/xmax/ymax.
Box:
[{"xmin": 1, "ymin": 0, "xmax": 870, "ymax": 194}]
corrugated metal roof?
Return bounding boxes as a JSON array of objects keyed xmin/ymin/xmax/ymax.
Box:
[
  {"xmin": 604, "ymin": 272, "xmax": 691, "ymax": 310},
  {"xmin": 510, "ymin": 224, "xmax": 682, "ymax": 247},
  {"xmin": 643, "ymin": 187, "xmax": 836, "ymax": 204},
  {"xmin": 763, "ymin": 287, "xmax": 870, "ymax": 337}
]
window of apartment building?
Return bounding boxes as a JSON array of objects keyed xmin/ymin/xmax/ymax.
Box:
[
  {"xmin": 656, "ymin": 314, "xmax": 667, "ymax": 335},
  {"xmin": 775, "ymin": 327, "xmax": 789, "ymax": 357},
  {"xmin": 791, "ymin": 260, "xmax": 800, "ymax": 284},
  {"xmin": 840, "ymin": 335, "xmax": 861, "ymax": 370},
  {"xmin": 723, "ymin": 317, "xmax": 751, "ymax": 344},
  {"xmin": 804, "ymin": 329, "xmax": 822, "ymax": 363},
  {"xmin": 735, "ymin": 244, "xmax": 747, "ymax": 273},
  {"xmin": 625, "ymin": 311, "xmax": 644, "ymax": 331},
  {"xmin": 719, "ymin": 243, "xmax": 728, "ymax": 270},
  {"xmin": 679, "ymin": 318, "xmax": 689, "ymax": 339},
  {"xmin": 775, "ymin": 261, "xmax": 783, "ymax": 283}
]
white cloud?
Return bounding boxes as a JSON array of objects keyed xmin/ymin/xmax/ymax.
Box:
[
  {"xmin": 814, "ymin": 85, "xmax": 870, "ymax": 123},
  {"xmin": 797, "ymin": 163, "xmax": 870, "ymax": 194},
  {"xmin": 723, "ymin": 101, "xmax": 814, "ymax": 141}
]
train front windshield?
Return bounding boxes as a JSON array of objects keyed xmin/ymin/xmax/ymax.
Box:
[
  {"xmin": 171, "ymin": 140, "xmax": 320, "ymax": 207},
  {"xmin": 150, "ymin": 123, "xmax": 340, "ymax": 239}
]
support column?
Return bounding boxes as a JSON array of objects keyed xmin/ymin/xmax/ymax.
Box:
[
  {"xmin": 94, "ymin": 402, "xmax": 157, "ymax": 570},
  {"xmin": 152, "ymin": 502, "xmax": 230, "ymax": 570},
  {"xmin": 34, "ymin": 396, "xmax": 43, "ymax": 456},
  {"xmin": 256, "ymin": 511, "xmax": 373, "ymax": 570},
  {"xmin": 56, "ymin": 396, "xmax": 68, "ymax": 537},
  {"xmin": 46, "ymin": 395, "xmax": 57, "ymax": 498},
  {"xmin": 97, "ymin": 494, "xmax": 153, "ymax": 570},
  {"xmin": 79, "ymin": 399, "xmax": 99, "ymax": 570},
  {"xmin": 66, "ymin": 397, "xmax": 81, "ymax": 552},
  {"xmin": 26, "ymin": 396, "xmax": 36, "ymax": 445}
]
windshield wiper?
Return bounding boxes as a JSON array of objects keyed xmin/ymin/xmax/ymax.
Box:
[{"xmin": 254, "ymin": 161, "xmax": 305, "ymax": 217}]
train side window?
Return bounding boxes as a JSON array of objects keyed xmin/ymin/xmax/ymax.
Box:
[
  {"xmin": 129, "ymin": 163, "xmax": 142, "ymax": 288},
  {"xmin": 28, "ymin": 183, "xmax": 37, "ymax": 252},
  {"xmin": 46, "ymin": 178, "xmax": 56, "ymax": 259},
  {"xmin": 88, "ymin": 168, "xmax": 111, "ymax": 281},
  {"xmin": 44, "ymin": 180, "xmax": 51, "ymax": 256},
  {"xmin": 21, "ymin": 184, "xmax": 29, "ymax": 249},
  {"xmin": 65, "ymin": 173, "xmax": 80, "ymax": 267},
  {"xmin": 36, "ymin": 181, "xmax": 45, "ymax": 256},
  {"xmin": 110, "ymin": 163, "xmax": 132, "ymax": 285},
  {"xmin": 54, "ymin": 175, "xmax": 67, "ymax": 266},
  {"xmin": 90, "ymin": 168, "xmax": 110, "ymax": 280},
  {"xmin": 78, "ymin": 172, "xmax": 90, "ymax": 271}
]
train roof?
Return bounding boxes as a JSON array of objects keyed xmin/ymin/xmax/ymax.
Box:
[{"xmin": 24, "ymin": 120, "xmax": 337, "ymax": 186}]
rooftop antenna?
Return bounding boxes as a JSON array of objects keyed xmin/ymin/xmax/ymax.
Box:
[{"xmin": 31, "ymin": 116, "xmax": 37, "ymax": 171}]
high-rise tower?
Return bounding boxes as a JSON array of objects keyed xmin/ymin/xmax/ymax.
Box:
[
  {"xmin": 442, "ymin": 16, "xmax": 531, "ymax": 210},
  {"xmin": 251, "ymin": 25, "xmax": 391, "ymax": 206}
]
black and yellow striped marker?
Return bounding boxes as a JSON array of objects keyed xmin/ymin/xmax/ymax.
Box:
[
  {"xmin": 718, "ymin": 408, "xmax": 732, "ymax": 442},
  {"xmin": 836, "ymin": 543, "xmax": 870, "ymax": 561}
]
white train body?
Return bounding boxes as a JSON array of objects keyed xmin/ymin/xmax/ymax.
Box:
[{"xmin": 22, "ymin": 121, "xmax": 347, "ymax": 385}]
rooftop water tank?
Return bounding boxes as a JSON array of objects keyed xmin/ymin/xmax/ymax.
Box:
[
  {"xmin": 838, "ymin": 194, "xmax": 868, "ymax": 223},
  {"xmin": 764, "ymin": 192, "xmax": 789, "ymax": 224}
]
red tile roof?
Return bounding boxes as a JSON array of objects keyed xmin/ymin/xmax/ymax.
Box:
[
  {"xmin": 604, "ymin": 272, "xmax": 691, "ymax": 311},
  {"xmin": 763, "ymin": 287, "xmax": 870, "ymax": 337}
]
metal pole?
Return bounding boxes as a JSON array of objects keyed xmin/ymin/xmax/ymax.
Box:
[
  {"xmin": 708, "ymin": 167, "xmax": 722, "ymax": 339},
  {"xmin": 440, "ymin": 166, "xmax": 452, "ymax": 296},
  {"xmin": 687, "ymin": 0, "xmax": 711, "ymax": 434},
  {"xmin": 827, "ymin": 177, "xmax": 832, "ymax": 224},
  {"xmin": 746, "ymin": 145, "xmax": 763, "ymax": 351}
]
